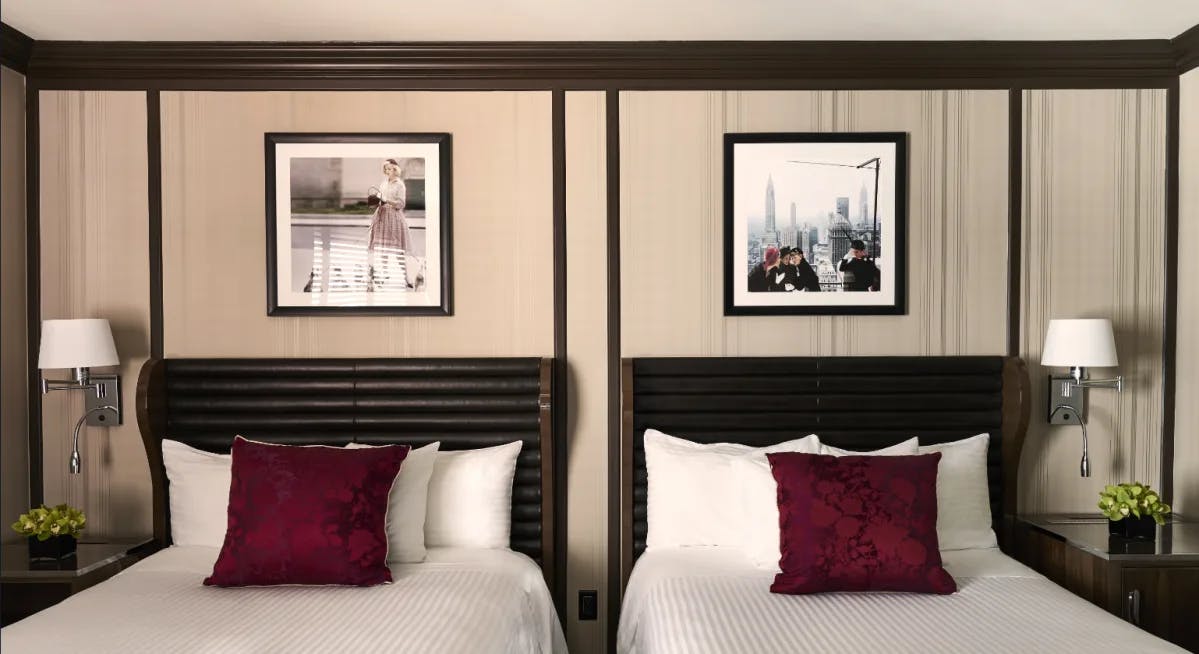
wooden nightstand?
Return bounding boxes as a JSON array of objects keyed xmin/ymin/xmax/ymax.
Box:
[
  {"xmin": 1, "ymin": 539, "xmax": 155, "ymax": 625},
  {"xmin": 1013, "ymin": 514, "xmax": 1199, "ymax": 652}
]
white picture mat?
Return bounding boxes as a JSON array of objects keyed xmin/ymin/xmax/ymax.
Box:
[
  {"xmin": 730, "ymin": 140, "xmax": 898, "ymax": 308},
  {"xmin": 273, "ymin": 141, "xmax": 444, "ymax": 308}
]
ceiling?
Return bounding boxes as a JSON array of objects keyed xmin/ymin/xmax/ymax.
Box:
[{"xmin": 3, "ymin": 0, "xmax": 1197, "ymax": 42}]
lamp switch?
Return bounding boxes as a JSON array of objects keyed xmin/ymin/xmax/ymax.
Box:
[
  {"xmin": 1046, "ymin": 376, "xmax": 1083, "ymax": 425},
  {"xmin": 578, "ymin": 590, "xmax": 598, "ymax": 621},
  {"xmin": 84, "ymin": 375, "xmax": 122, "ymax": 426}
]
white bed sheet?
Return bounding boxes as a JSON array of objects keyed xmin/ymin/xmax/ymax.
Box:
[
  {"xmin": 618, "ymin": 547, "xmax": 1186, "ymax": 654},
  {"xmin": 1, "ymin": 546, "xmax": 566, "ymax": 654}
]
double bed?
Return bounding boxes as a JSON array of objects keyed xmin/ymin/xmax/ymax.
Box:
[
  {"xmin": 614, "ymin": 356, "xmax": 1185, "ymax": 654},
  {"xmin": 2, "ymin": 357, "xmax": 566, "ymax": 654}
]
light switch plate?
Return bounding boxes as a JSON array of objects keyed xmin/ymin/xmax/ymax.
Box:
[{"xmin": 1046, "ymin": 376, "xmax": 1082, "ymax": 425}]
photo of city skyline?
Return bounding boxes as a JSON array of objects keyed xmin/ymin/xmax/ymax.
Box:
[{"xmin": 724, "ymin": 132, "xmax": 908, "ymax": 316}]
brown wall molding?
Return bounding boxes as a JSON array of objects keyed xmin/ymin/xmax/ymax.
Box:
[
  {"xmin": 147, "ymin": 91, "xmax": 163, "ymax": 360},
  {"xmin": 1007, "ymin": 89, "xmax": 1023, "ymax": 358},
  {"xmin": 24, "ymin": 85, "xmax": 40, "ymax": 506},
  {"xmin": 1161, "ymin": 79, "xmax": 1180, "ymax": 501},
  {"xmin": 550, "ymin": 88, "xmax": 567, "ymax": 618},
  {"xmin": 1, "ymin": 22, "xmax": 33, "ymax": 74},
  {"xmin": 1174, "ymin": 24, "xmax": 1199, "ymax": 73},
  {"xmin": 22, "ymin": 39, "xmax": 1180, "ymax": 90},
  {"xmin": 604, "ymin": 88, "xmax": 622, "ymax": 649}
]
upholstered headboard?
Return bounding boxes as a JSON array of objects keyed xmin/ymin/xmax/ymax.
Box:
[
  {"xmin": 615, "ymin": 355, "xmax": 1030, "ymax": 594},
  {"xmin": 136, "ymin": 357, "xmax": 555, "ymax": 588}
]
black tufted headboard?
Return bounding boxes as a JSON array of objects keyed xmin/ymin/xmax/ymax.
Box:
[
  {"xmin": 614, "ymin": 355, "xmax": 1030, "ymax": 598},
  {"xmin": 136, "ymin": 357, "xmax": 555, "ymax": 589}
]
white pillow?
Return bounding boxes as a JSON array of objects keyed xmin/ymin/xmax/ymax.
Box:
[
  {"xmin": 424, "ymin": 441, "xmax": 522, "ymax": 549},
  {"xmin": 739, "ymin": 436, "xmax": 920, "ymax": 571},
  {"xmin": 644, "ymin": 429, "xmax": 817, "ymax": 550},
  {"xmin": 730, "ymin": 435, "xmax": 820, "ymax": 568},
  {"xmin": 817, "ymin": 438, "xmax": 918, "ymax": 456},
  {"xmin": 345, "ymin": 442, "xmax": 441, "ymax": 562},
  {"xmin": 161, "ymin": 439, "xmax": 232, "ymax": 547},
  {"xmin": 918, "ymin": 433, "xmax": 997, "ymax": 551}
]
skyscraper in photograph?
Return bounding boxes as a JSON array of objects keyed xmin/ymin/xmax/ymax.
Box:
[
  {"xmin": 836, "ymin": 196, "xmax": 849, "ymax": 221},
  {"xmin": 859, "ymin": 184, "xmax": 870, "ymax": 226},
  {"xmin": 765, "ymin": 175, "xmax": 777, "ymax": 234},
  {"xmin": 790, "ymin": 201, "xmax": 796, "ymax": 228}
]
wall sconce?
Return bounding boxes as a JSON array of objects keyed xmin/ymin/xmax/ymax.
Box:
[
  {"xmin": 1041, "ymin": 318, "xmax": 1124, "ymax": 478},
  {"xmin": 38, "ymin": 319, "xmax": 123, "ymax": 475}
]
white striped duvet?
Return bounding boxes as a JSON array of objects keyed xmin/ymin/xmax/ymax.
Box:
[
  {"xmin": 617, "ymin": 547, "xmax": 1185, "ymax": 654},
  {"xmin": 1, "ymin": 546, "xmax": 566, "ymax": 654}
]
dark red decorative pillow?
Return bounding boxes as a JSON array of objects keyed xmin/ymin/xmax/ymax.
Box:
[
  {"xmin": 204, "ymin": 437, "xmax": 409, "ymax": 587},
  {"xmin": 766, "ymin": 452, "xmax": 956, "ymax": 595}
]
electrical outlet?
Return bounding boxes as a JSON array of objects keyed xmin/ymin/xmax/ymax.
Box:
[{"xmin": 578, "ymin": 590, "xmax": 598, "ymax": 620}]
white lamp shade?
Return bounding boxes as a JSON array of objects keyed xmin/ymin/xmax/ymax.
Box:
[
  {"xmin": 38, "ymin": 319, "xmax": 120, "ymax": 369},
  {"xmin": 1041, "ymin": 318, "xmax": 1118, "ymax": 368}
]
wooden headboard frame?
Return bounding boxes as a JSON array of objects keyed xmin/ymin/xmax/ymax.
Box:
[
  {"xmin": 615, "ymin": 355, "xmax": 1031, "ymax": 595},
  {"xmin": 136, "ymin": 357, "xmax": 556, "ymax": 590}
]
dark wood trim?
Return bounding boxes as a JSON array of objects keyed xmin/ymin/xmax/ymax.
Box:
[
  {"xmin": 0, "ymin": 23, "xmax": 33, "ymax": 74},
  {"xmin": 537, "ymin": 357, "xmax": 557, "ymax": 600},
  {"xmin": 134, "ymin": 358, "xmax": 169, "ymax": 548},
  {"xmin": 147, "ymin": 91, "xmax": 163, "ymax": 359},
  {"xmin": 604, "ymin": 88, "xmax": 622, "ymax": 649},
  {"xmin": 618, "ymin": 359, "xmax": 634, "ymax": 591},
  {"xmin": 1161, "ymin": 78, "xmax": 1180, "ymax": 502},
  {"xmin": 549, "ymin": 89, "xmax": 568, "ymax": 618},
  {"xmin": 21, "ymin": 40, "xmax": 1179, "ymax": 90},
  {"xmin": 1007, "ymin": 89, "xmax": 1023, "ymax": 357},
  {"xmin": 1000, "ymin": 357, "xmax": 1032, "ymax": 547},
  {"xmin": 25, "ymin": 85, "xmax": 41, "ymax": 507},
  {"xmin": 1174, "ymin": 23, "xmax": 1199, "ymax": 74}
]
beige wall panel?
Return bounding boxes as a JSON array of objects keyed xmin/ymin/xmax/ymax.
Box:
[
  {"xmin": 1176, "ymin": 70, "xmax": 1199, "ymax": 515},
  {"xmin": 1, "ymin": 67, "xmax": 28, "ymax": 537},
  {"xmin": 161, "ymin": 91, "xmax": 553, "ymax": 357},
  {"xmin": 564, "ymin": 91, "xmax": 607, "ymax": 654},
  {"xmin": 620, "ymin": 90, "xmax": 1008, "ymax": 358},
  {"xmin": 39, "ymin": 91, "xmax": 151, "ymax": 537},
  {"xmin": 1020, "ymin": 89, "xmax": 1166, "ymax": 513}
]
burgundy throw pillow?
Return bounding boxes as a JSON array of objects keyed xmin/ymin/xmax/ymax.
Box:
[
  {"xmin": 767, "ymin": 452, "xmax": 956, "ymax": 595},
  {"xmin": 204, "ymin": 437, "xmax": 409, "ymax": 587}
]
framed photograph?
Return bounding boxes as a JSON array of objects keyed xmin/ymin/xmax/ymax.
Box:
[
  {"xmin": 266, "ymin": 133, "xmax": 452, "ymax": 316},
  {"xmin": 723, "ymin": 132, "xmax": 907, "ymax": 316}
]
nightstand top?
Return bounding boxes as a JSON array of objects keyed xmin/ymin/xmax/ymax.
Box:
[
  {"xmin": 1, "ymin": 539, "xmax": 152, "ymax": 580},
  {"xmin": 1019, "ymin": 514, "xmax": 1199, "ymax": 562}
]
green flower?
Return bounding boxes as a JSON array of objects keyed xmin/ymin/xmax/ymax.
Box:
[
  {"xmin": 1099, "ymin": 483, "xmax": 1171, "ymax": 525},
  {"xmin": 10, "ymin": 504, "xmax": 87, "ymax": 539}
]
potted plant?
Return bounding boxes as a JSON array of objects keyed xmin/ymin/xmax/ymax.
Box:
[
  {"xmin": 1099, "ymin": 483, "xmax": 1170, "ymax": 540},
  {"xmin": 11, "ymin": 504, "xmax": 87, "ymax": 560}
]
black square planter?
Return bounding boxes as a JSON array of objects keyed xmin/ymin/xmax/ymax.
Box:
[
  {"xmin": 27, "ymin": 535, "xmax": 77, "ymax": 561},
  {"xmin": 1108, "ymin": 516, "xmax": 1157, "ymax": 541}
]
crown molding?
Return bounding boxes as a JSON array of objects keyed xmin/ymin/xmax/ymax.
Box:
[
  {"xmin": 1173, "ymin": 23, "xmax": 1199, "ymax": 74},
  {"xmin": 22, "ymin": 39, "xmax": 1179, "ymax": 90},
  {"xmin": 1, "ymin": 22, "xmax": 34, "ymax": 74}
]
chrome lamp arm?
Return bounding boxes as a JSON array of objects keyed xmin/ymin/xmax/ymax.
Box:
[{"xmin": 1063, "ymin": 365, "xmax": 1123, "ymax": 396}]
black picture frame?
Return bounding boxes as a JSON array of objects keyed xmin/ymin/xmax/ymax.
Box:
[
  {"xmin": 265, "ymin": 132, "xmax": 453, "ymax": 316},
  {"xmin": 723, "ymin": 132, "xmax": 908, "ymax": 316}
]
